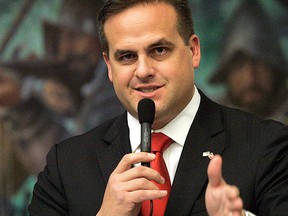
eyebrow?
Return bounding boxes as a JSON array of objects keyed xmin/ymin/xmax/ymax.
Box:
[
  {"xmin": 148, "ymin": 38, "xmax": 174, "ymax": 49},
  {"xmin": 113, "ymin": 38, "xmax": 175, "ymax": 60}
]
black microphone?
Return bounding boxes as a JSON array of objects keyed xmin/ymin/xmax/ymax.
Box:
[{"xmin": 138, "ymin": 98, "xmax": 155, "ymax": 167}]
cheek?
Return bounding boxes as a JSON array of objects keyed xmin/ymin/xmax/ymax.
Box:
[
  {"xmin": 107, "ymin": 62, "xmax": 122, "ymax": 83},
  {"xmin": 109, "ymin": 65, "xmax": 133, "ymax": 90}
]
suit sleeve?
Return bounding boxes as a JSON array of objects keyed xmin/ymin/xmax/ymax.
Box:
[
  {"xmin": 255, "ymin": 123, "xmax": 288, "ymax": 215},
  {"xmin": 28, "ymin": 144, "xmax": 69, "ymax": 216}
]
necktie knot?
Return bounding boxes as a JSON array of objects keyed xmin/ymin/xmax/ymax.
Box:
[{"xmin": 151, "ymin": 132, "xmax": 173, "ymax": 153}]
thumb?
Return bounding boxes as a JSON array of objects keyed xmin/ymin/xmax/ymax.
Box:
[{"xmin": 207, "ymin": 155, "xmax": 225, "ymax": 187}]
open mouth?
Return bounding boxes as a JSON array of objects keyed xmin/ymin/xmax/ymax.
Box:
[{"xmin": 138, "ymin": 88, "xmax": 158, "ymax": 93}]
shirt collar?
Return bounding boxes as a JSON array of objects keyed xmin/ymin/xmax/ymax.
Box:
[{"xmin": 128, "ymin": 86, "xmax": 201, "ymax": 152}]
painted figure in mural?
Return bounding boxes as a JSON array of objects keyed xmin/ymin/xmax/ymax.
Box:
[
  {"xmin": 209, "ymin": 0, "xmax": 288, "ymax": 124},
  {"xmin": 0, "ymin": 0, "xmax": 124, "ymax": 215}
]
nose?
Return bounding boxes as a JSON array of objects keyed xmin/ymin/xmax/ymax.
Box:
[{"xmin": 134, "ymin": 56, "xmax": 155, "ymax": 79}]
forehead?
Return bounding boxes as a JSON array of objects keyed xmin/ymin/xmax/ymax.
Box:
[{"xmin": 103, "ymin": 3, "xmax": 180, "ymax": 51}]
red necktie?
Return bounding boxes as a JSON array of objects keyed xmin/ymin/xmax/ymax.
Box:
[{"xmin": 141, "ymin": 133, "xmax": 173, "ymax": 216}]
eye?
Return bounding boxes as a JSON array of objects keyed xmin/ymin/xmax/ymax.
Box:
[
  {"xmin": 154, "ymin": 47, "xmax": 167, "ymax": 55},
  {"xmin": 118, "ymin": 53, "xmax": 137, "ymax": 64},
  {"xmin": 150, "ymin": 47, "xmax": 170, "ymax": 60}
]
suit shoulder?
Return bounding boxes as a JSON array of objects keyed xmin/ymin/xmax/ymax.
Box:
[
  {"xmin": 219, "ymin": 105, "xmax": 287, "ymax": 135},
  {"xmin": 55, "ymin": 115, "xmax": 124, "ymax": 153}
]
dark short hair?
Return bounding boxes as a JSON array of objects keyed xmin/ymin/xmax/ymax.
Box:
[{"xmin": 97, "ymin": 0, "xmax": 195, "ymax": 56}]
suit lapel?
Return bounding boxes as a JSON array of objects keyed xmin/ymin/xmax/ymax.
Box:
[
  {"xmin": 166, "ymin": 91, "xmax": 226, "ymax": 215},
  {"xmin": 96, "ymin": 113, "xmax": 132, "ymax": 184}
]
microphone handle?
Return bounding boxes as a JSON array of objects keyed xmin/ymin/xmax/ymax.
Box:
[{"xmin": 140, "ymin": 122, "xmax": 151, "ymax": 167}]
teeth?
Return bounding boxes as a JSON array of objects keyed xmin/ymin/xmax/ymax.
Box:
[{"xmin": 140, "ymin": 88, "xmax": 157, "ymax": 92}]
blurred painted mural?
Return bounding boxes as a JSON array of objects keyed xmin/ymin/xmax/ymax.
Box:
[{"xmin": 0, "ymin": 0, "xmax": 287, "ymax": 215}]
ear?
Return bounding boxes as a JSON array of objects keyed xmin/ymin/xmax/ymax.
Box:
[
  {"xmin": 103, "ymin": 52, "xmax": 113, "ymax": 82},
  {"xmin": 189, "ymin": 35, "xmax": 201, "ymax": 68}
]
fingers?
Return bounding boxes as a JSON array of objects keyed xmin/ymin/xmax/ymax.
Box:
[
  {"xmin": 110, "ymin": 152, "xmax": 165, "ymax": 188},
  {"xmin": 129, "ymin": 189, "xmax": 168, "ymax": 203},
  {"xmin": 207, "ymin": 155, "xmax": 224, "ymax": 187},
  {"xmin": 113, "ymin": 152, "xmax": 156, "ymax": 174},
  {"xmin": 224, "ymin": 185, "xmax": 243, "ymax": 211},
  {"xmin": 106, "ymin": 175, "xmax": 167, "ymax": 202},
  {"xmin": 120, "ymin": 165, "xmax": 165, "ymax": 184},
  {"xmin": 206, "ymin": 155, "xmax": 244, "ymax": 216},
  {"xmin": 99, "ymin": 152, "xmax": 167, "ymax": 215}
]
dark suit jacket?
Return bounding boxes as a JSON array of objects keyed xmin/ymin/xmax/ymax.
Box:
[{"xmin": 29, "ymin": 91, "xmax": 288, "ymax": 216}]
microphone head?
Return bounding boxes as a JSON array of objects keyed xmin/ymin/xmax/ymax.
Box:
[{"xmin": 138, "ymin": 98, "xmax": 155, "ymax": 124}]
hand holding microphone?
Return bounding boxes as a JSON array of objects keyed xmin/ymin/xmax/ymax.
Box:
[
  {"xmin": 138, "ymin": 98, "xmax": 155, "ymax": 167},
  {"xmin": 99, "ymin": 99, "xmax": 167, "ymax": 216}
]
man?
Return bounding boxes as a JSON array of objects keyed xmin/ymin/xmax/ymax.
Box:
[
  {"xmin": 29, "ymin": 0, "xmax": 288, "ymax": 215},
  {"xmin": 209, "ymin": 0, "xmax": 288, "ymax": 125}
]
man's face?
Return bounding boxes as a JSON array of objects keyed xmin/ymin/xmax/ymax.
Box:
[
  {"xmin": 103, "ymin": 3, "xmax": 201, "ymax": 129},
  {"xmin": 227, "ymin": 61, "xmax": 274, "ymax": 111}
]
